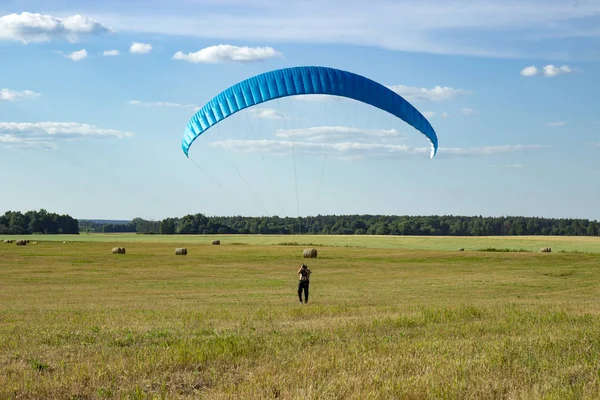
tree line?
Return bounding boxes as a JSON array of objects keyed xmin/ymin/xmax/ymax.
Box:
[
  {"xmin": 78, "ymin": 213, "xmax": 600, "ymax": 236},
  {"xmin": 0, "ymin": 209, "xmax": 79, "ymax": 234}
]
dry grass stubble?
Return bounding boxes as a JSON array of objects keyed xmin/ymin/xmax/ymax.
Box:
[{"xmin": 0, "ymin": 240, "xmax": 599, "ymax": 398}]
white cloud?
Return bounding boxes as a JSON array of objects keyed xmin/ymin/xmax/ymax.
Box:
[
  {"xmin": 0, "ymin": 12, "xmax": 111, "ymax": 44},
  {"xmin": 422, "ymin": 111, "xmax": 436, "ymax": 118},
  {"xmin": 103, "ymin": 49, "xmax": 120, "ymax": 56},
  {"xmin": 209, "ymin": 139, "xmax": 542, "ymax": 160},
  {"xmin": 521, "ymin": 64, "xmax": 577, "ymax": 77},
  {"xmin": 292, "ymin": 94, "xmax": 347, "ymax": 102},
  {"xmin": 0, "ymin": 122, "xmax": 134, "ymax": 150},
  {"xmin": 387, "ymin": 85, "xmax": 471, "ymax": 102},
  {"xmin": 0, "ymin": 134, "xmax": 56, "ymax": 150},
  {"xmin": 128, "ymin": 100, "xmax": 200, "ymax": 111},
  {"xmin": 546, "ymin": 121, "xmax": 566, "ymax": 127},
  {"xmin": 543, "ymin": 64, "xmax": 575, "ymax": 76},
  {"xmin": 460, "ymin": 108, "xmax": 476, "ymax": 115},
  {"xmin": 172, "ymin": 44, "xmax": 283, "ymax": 63},
  {"xmin": 441, "ymin": 145, "xmax": 542, "ymax": 156},
  {"xmin": 274, "ymin": 126, "xmax": 402, "ymax": 142},
  {"xmin": 0, "ymin": 89, "xmax": 41, "ymax": 101},
  {"xmin": 62, "ymin": 49, "xmax": 87, "ymax": 61},
  {"xmin": 210, "ymin": 139, "xmax": 420, "ymax": 159},
  {"xmin": 246, "ymin": 107, "xmax": 286, "ymax": 119},
  {"xmin": 520, "ymin": 66, "xmax": 539, "ymax": 76},
  {"xmin": 129, "ymin": 42, "xmax": 152, "ymax": 54},
  {"xmin": 441, "ymin": 112, "xmax": 450, "ymax": 118},
  {"xmin": 587, "ymin": 141, "xmax": 600, "ymax": 147}
]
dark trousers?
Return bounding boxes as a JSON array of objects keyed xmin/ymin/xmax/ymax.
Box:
[{"xmin": 298, "ymin": 280, "xmax": 309, "ymax": 303}]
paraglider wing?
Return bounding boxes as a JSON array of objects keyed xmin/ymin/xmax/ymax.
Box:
[{"xmin": 182, "ymin": 66, "xmax": 438, "ymax": 158}]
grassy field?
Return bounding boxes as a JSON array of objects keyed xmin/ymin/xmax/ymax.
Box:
[
  {"xmin": 2, "ymin": 232, "xmax": 600, "ymax": 252},
  {"xmin": 1, "ymin": 236, "xmax": 600, "ymax": 398}
]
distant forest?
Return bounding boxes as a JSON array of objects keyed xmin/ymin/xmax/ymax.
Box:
[
  {"xmin": 2, "ymin": 210, "xmax": 599, "ymax": 236},
  {"xmin": 78, "ymin": 213, "xmax": 600, "ymax": 237},
  {"xmin": 0, "ymin": 209, "xmax": 79, "ymax": 234}
]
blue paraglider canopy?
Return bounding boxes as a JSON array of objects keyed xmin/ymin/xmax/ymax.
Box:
[{"xmin": 182, "ymin": 66, "xmax": 438, "ymax": 159}]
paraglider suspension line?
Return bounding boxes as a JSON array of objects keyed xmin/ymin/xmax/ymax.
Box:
[
  {"xmin": 188, "ymin": 155, "xmax": 245, "ymax": 208},
  {"xmin": 276, "ymin": 100, "xmax": 301, "ymax": 234}
]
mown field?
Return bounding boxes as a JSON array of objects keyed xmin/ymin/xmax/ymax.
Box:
[
  {"xmin": 1, "ymin": 236, "xmax": 600, "ymax": 399},
  {"xmin": 2, "ymin": 232, "xmax": 600, "ymax": 252}
]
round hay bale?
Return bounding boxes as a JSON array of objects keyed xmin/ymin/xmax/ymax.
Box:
[
  {"xmin": 540, "ymin": 247, "xmax": 551, "ymax": 253},
  {"xmin": 175, "ymin": 247, "xmax": 188, "ymax": 256},
  {"xmin": 112, "ymin": 247, "xmax": 126, "ymax": 254},
  {"xmin": 303, "ymin": 248, "xmax": 318, "ymax": 258},
  {"xmin": 212, "ymin": 240, "xmax": 220, "ymax": 245},
  {"xmin": 16, "ymin": 239, "xmax": 27, "ymax": 246},
  {"xmin": 457, "ymin": 248, "xmax": 465, "ymax": 252}
]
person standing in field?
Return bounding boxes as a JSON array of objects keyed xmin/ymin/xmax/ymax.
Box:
[{"xmin": 297, "ymin": 264, "xmax": 311, "ymax": 304}]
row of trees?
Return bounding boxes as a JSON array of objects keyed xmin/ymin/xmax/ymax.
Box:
[
  {"xmin": 0, "ymin": 209, "xmax": 79, "ymax": 234},
  {"xmin": 5, "ymin": 210, "xmax": 600, "ymax": 236},
  {"xmin": 82, "ymin": 214, "xmax": 600, "ymax": 236}
]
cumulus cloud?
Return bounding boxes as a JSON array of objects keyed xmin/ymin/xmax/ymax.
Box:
[
  {"xmin": 0, "ymin": 12, "xmax": 111, "ymax": 44},
  {"xmin": 0, "ymin": 89, "xmax": 41, "ymax": 101},
  {"xmin": 128, "ymin": 100, "xmax": 200, "ymax": 111},
  {"xmin": 209, "ymin": 138, "xmax": 542, "ymax": 160},
  {"xmin": 521, "ymin": 64, "xmax": 577, "ymax": 77},
  {"xmin": 103, "ymin": 49, "xmax": 119, "ymax": 56},
  {"xmin": 386, "ymin": 85, "xmax": 471, "ymax": 102},
  {"xmin": 129, "ymin": 42, "xmax": 152, "ymax": 54},
  {"xmin": 0, "ymin": 122, "xmax": 134, "ymax": 150},
  {"xmin": 275, "ymin": 126, "xmax": 402, "ymax": 142},
  {"xmin": 172, "ymin": 44, "xmax": 283, "ymax": 63},
  {"xmin": 546, "ymin": 121, "xmax": 566, "ymax": 127},
  {"xmin": 61, "ymin": 49, "xmax": 87, "ymax": 61},
  {"xmin": 543, "ymin": 64, "xmax": 575, "ymax": 76},
  {"xmin": 520, "ymin": 66, "xmax": 539, "ymax": 77}
]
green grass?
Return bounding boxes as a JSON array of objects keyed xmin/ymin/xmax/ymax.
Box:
[
  {"xmin": 2, "ymin": 232, "xmax": 600, "ymax": 253},
  {"xmin": 1, "ymin": 239, "xmax": 600, "ymax": 398}
]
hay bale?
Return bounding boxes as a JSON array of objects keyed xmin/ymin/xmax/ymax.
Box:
[
  {"xmin": 303, "ymin": 248, "xmax": 318, "ymax": 258},
  {"xmin": 112, "ymin": 247, "xmax": 126, "ymax": 254},
  {"xmin": 540, "ymin": 247, "xmax": 551, "ymax": 253},
  {"xmin": 212, "ymin": 240, "xmax": 220, "ymax": 245},
  {"xmin": 175, "ymin": 247, "xmax": 188, "ymax": 256},
  {"xmin": 16, "ymin": 239, "xmax": 27, "ymax": 246},
  {"xmin": 457, "ymin": 248, "xmax": 465, "ymax": 252}
]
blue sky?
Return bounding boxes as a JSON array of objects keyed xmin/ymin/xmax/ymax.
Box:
[{"xmin": 1, "ymin": 0, "xmax": 599, "ymax": 221}]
